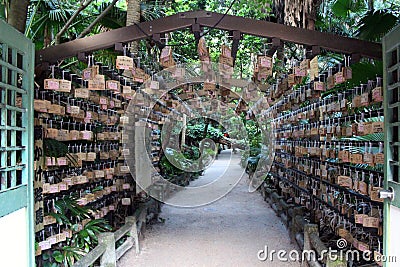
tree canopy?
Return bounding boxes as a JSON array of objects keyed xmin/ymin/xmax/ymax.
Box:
[{"xmin": 1, "ymin": 0, "xmax": 398, "ymax": 52}]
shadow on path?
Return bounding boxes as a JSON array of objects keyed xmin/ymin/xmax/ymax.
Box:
[{"xmin": 118, "ymin": 150, "xmax": 300, "ymax": 267}]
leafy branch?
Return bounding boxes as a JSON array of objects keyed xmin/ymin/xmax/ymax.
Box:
[
  {"xmin": 55, "ymin": 0, "xmax": 94, "ymax": 44},
  {"xmin": 77, "ymin": 0, "xmax": 118, "ymax": 38}
]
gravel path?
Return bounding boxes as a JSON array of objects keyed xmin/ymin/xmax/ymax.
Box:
[{"xmin": 118, "ymin": 150, "xmax": 301, "ymax": 267}]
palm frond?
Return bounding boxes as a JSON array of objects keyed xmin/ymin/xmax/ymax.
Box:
[
  {"xmin": 140, "ymin": 1, "xmax": 165, "ymax": 21},
  {"xmin": 43, "ymin": 138, "xmax": 68, "ymax": 158},
  {"xmin": 95, "ymin": 2, "xmax": 127, "ymax": 30},
  {"xmin": 48, "ymin": 8, "xmax": 68, "ymax": 22},
  {"xmin": 346, "ymin": 61, "xmax": 383, "ymax": 88},
  {"xmin": 25, "ymin": 0, "xmax": 42, "ymax": 35},
  {"xmin": 61, "ymin": 246, "xmax": 86, "ymax": 266},
  {"xmin": 332, "ymin": 0, "xmax": 367, "ymax": 18},
  {"xmin": 356, "ymin": 10, "xmax": 398, "ymax": 41},
  {"xmin": 53, "ymin": 195, "xmax": 91, "ymax": 223}
]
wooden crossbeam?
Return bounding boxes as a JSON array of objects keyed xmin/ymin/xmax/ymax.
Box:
[
  {"xmin": 196, "ymin": 11, "xmax": 381, "ymax": 59},
  {"xmin": 36, "ymin": 10, "xmax": 382, "ymax": 64}
]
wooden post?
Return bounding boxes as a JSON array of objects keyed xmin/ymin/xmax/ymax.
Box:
[
  {"xmin": 126, "ymin": 216, "xmax": 140, "ymax": 255},
  {"xmin": 199, "ymin": 118, "xmax": 210, "ymax": 171},
  {"xmin": 138, "ymin": 205, "xmax": 147, "ymax": 235},
  {"xmin": 135, "ymin": 125, "xmax": 152, "ymax": 193},
  {"xmin": 99, "ymin": 232, "xmax": 116, "ymax": 267},
  {"xmin": 181, "ymin": 114, "xmax": 187, "ymax": 150},
  {"xmin": 302, "ymin": 224, "xmax": 318, "ymax": 267}
]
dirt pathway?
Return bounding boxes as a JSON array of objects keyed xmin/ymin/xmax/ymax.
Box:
[{"xmin": 118, "ymin": 150, "xmax": 301, "ymax": 267}]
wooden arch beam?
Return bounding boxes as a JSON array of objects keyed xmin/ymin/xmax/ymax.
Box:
[
  {"xmin": 195, "ymin": 11, "xmax": 381, "ymax": 59},
  {"xmin": 36, "ymin": 10, "xmax": 382, "ymax": 64},
  {"xmin": 36, "ymin": 13, "xmax": 196, "ymax": 63}
]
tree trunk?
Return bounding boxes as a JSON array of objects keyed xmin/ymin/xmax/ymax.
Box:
[
  {"xmin": 279, "ymin": 0, "xmax": 321, "ymax": 29},
  {"xmin": 43, "ymin": 24, "xmax": 51, "ymax": 47},
  {"xmin": 273, "ymin": 0, "xmax": 285, "ymax": 24},
  {"xmin": 368, "ymin": 0, "xmax": 374, "ymax": 11},
  {"xmin": 7, "ymin": 0, "xmax": 29, "ymax": 33},
  {"xmin": 306, "ymin": 0, "xmax": 322, "ymax": 30},
  {"xmin": 126, "ymin": 0, "xmax": 141, "ymax": 55}
]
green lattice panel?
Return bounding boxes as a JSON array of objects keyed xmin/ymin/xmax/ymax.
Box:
[{"xmin": 0, "ymin": 19, "xmax": 34, "ymax": 266}]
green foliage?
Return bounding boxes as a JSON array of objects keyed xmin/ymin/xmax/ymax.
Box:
[
  {"xmin": 159, "ymin": 144, "xmax": 216, "ymax": 178},
  {"xmin": 163, "ymin": 0, "xmax": 273, "ymax": 79},
  {"xmin": 97, "ymin": 2, "xmax": 127, "ymax": 29},
  {"xmin": 331, "ymin": 0, "xmax": 367, "ymax": 18},
  {"xmin": 202, "ymin": 0, "xmax": 272, "ymax": 19},
  {"xmin": 50, "ymin": 195, "xmax": 90, "ymax": 225},
  {"xmin": 182, "ymin": 144, "xmax": 200, "ymax": 160},
  {"xmin": 140, "ymin": 1, "xmax": 165, "ymax": 21},
  {"xmin": 163, "ymin": 147, "xmax": 197, "ymax": 171},
  {"xmin": 240, "ymin": 146, "xmax": 262, "ymax": 167},
  {"xmin": 24, "ymin": 0, "xmax": 167, "ymax": 48},
  {"xmin": 246, "ymin": 154, "xmax": 261, "ymax": 174},
  {"xmin": 186, "ymin": 121, "xmax": 223, "ymax": 143},
  {"xmin": 25, "ymin": 0, "xmax": 76, "ymax": 47},
  {"xmin": 42, "ymin": 196, "xmax": 112, "ymax": 266},
  {"xmin": 42, "ymin": 245, "xmax": 86, "ymax": 267},
  {"xmin": 356, "ymin": 10, "xmax": 398, "ymax": 41},
  {"xmin": 319, "ymin": 0, "xmax": 399, "ymax": 42},
  {"xmin": 236, "ymin": 118, "xmax": 264, "ymax": 168},
  {"xmin": 43, "ymin": 138, "xmax": 68, "ymax": 158},
  {"xmin": 0, "ymin": 1, "xmax": 7, "ymax": 20},
  {"xmin": 347, "ymin": 61, "xmax": 383, "ymax": 87},
  {"xmin": 51, "ymin": 250, "xmax": 64, "ymax": 264},
  {"xmin": 43, "ymin": 138, "xmax": 79, "ymax": 167},
  {"xmin": 160, "ymin": 152, "xmax": 184, "ymax": 176},
  {"xmin": 321, "ymin": 60, "xmax": 383, "ymax": 98},
  {"xmin": 169, "ymin": 29, "xmax": 198, "ymax": 63},
  {"xmin": 165, "ymin": 0, "xmax": 206, "ymax": 15},
  {"xmin": 72, "ymin": 219, "xmax": 112, "ymax": 252},
  {"xmin": 60, "ymin": 246, "xmax": 86, "ymax": 266},
  {"xmin": 245, "ymin": 120, "xmax": 262, "ymax": 148}
]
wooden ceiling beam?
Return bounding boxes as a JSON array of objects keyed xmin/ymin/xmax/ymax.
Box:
[{"xmin": 36, "ymin": 10, "xmax": 382, "ymax": 65}]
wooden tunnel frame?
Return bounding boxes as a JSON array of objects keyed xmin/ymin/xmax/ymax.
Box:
[{"xmin": 36, "ymin": 10, "xmax": 382, "ymax": 65}]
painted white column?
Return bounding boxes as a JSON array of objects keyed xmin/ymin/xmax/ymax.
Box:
[{"xmin": 0, "ymin": 208, "xmax": 28, "ymax": 267}]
